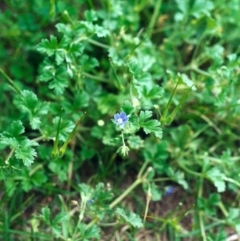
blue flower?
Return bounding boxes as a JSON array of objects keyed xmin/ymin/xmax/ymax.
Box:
[
  {"xmin": 165, "ymin": 186, "xmax": 174, "ymax": 195},
  {"xmin": 114, "ymin": 112, "xmax": 129, "ymax": 128}
]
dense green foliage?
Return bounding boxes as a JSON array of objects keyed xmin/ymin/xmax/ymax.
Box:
[{"xmin": 0, "ymin": 0, "xmax": 239, "ymax": 240}]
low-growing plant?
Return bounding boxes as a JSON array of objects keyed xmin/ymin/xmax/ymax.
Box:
[{"xmin": 0, "ymin": 0, "xmax": 240, "ymax": 240}]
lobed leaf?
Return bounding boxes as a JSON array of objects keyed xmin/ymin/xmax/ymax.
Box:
[{"xmin": 115, "ymin": 208, "xmax": 143, "ymax": 228}]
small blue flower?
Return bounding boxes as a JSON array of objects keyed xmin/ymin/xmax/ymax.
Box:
[
  {"xmin": 87, "ymin": 198, "xmax": 95, "ymax": 205},
  {"xmin": 114, "ymin": 112, "xmax": 129, "ymax": 128},
  {"xmin": 165, "ymin": 186, "xmax": 174, "ymax": 195}
]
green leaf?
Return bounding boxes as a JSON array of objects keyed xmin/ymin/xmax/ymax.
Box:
[
  {"xmin": 94, "ymin": 25, "xmax": 110, "ymax": 37},
  {"xmin": 142, "ymin": 120, "xmax": 162, "ymax": 135},
  {"xmin": 80, "ymin": 55, "xmax": 99, "ymax": 71},
  {"xmin": 31, "ymin": 117, "xmax": 41, "ymax": 130},
  {"xmin": 191, "ymin": 0, "xmax": 214, "ymax": 18},
  {"xmin": 175, "ymin": 0, "xmax": 189, "ymax": 14},
  {"xmin": 17, "ymin": 90, "xmax": 49, "ymax": 129},
  {"xmin": 15, "ymin": 139, "xmax": 38, "ymax": 167},
  {"xmin": 128, "ymin": 115, "xmax": 140, "ymax": 133},
  {"xmin": 115, "ymin": 208, "xmax": 143, "ymax": 228},
  {"xmin": 206, "ymin": 168, "xmax": 226, "ymax": 192},
  {"xmin": 37, "ymin": 35, "xmax": 58, "ymax": 56},
  {"xmin": 52, "ymin": 212, "xmax": 69, "ymax": 224},
  {"xmin": 0, "ymin": 136, "xmax": 18, "ymax": 149},
  {"xmin": 80, "ymin": 145, "xmax": 95, "ymax": 160},
  {"xmin": 73, "ymin": 91, "xmax": 90, "ymax": 108},
  {"xmin": 1, "ymin": 121, "xmax": 38, "ymax": 166},
  {"xmin": 84, "ymin": 10, "xmax": 98, "ymax": 22},
  {"xmin": 128, "ymin": 61, "xmax": 151, "ymax": 84},
  {"xmin": 178, "ymin": 73, "xmax": 196, "ymax": 91},
  {"xmin": 38, "ymin": 60, "xmax": 55, "ymax": 82},
  {"xmin": 39, "ymin": 60, "xmax": 69, "ymax": 94},
  {"xmin": 150, "ymin": 183, "xmax": 162, "ymax": 201},
  {"xmin": 49, "ymin": 66, "xmax": 69, "ymax": 95},
  {"xmin": 78, "ymin": 223, "xmax": 101, "ymax": 240},
  {"xmin": 55, "ymin": 51, "xmax": 65, "ymax": 65},
  {"xmin": 121, "ymin": 100, "xmax": 134, "ymax": 115},
  {"xmin": 48, "ymin": 77, "xmax": 68, "ymax": 95},
  {"xmin": 139, "ymin": 111, "xmax": 163, "ymax": 138},
  {"xmin": 55, "ymin": 23, "xmax": 72, "ymax": 35},
  {"xmin": 127, "ymin": 135, "xmax": 143, "ymax": 149},
  {"xmin": 228, "ymin": 208, "xmax": 240, "ymax": 221},
  {"xmin": 142, "ymin": 85, "xmax": 164, "ymax": 99},
  {"xmin": 4, "ymin": 120, "xmax": 25, "ymax": 137},
  {"xmin": 48, "ymin": 158, "xmax": 68, "ymax": 182},
  {"xmin": 19, "ymin": 90, "xmax": 38, "ymax": 112},
  {"xmin": 1, "ymin": 121, "xmax": 24, "ymax": 142},
  {"xmin": 208, "ymin": 193, "xmax": 221, "ymax": 206},
  {"xmin": 139, "ymin": 110, "xmax": 152, "ymax": 124},
  {"xmin": 51, "ymin": 117, "xmax": 75, "ymax": 142},
  {"xmin": 40, "ymin": 207, "xmax": 51, "ymax": 223},
  {"xmin": 68, "ymin": 42, "xmax": 84, "ymax": 56}
]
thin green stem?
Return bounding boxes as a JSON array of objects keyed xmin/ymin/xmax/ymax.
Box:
[
  {"xmin": 87, "ymin": 0, "xmax": 94, "ymax": 8},
  {"xmin": 188, "ymin": 109, "xmax": 222, "ymax": 134},
  {"xmin": 86, "ymin": 38, "xmax": 110, "ymax": 49},
  {"xmin": 109, "ymin": 58, "xmax": 122, "ymax": 89},
  {"xmin": 29, "ymin": 164, "xmax": 43, "ymax": 176},
  {"xmin": 199, "ymin": 212, "xmax": 207, "ymax": 241},
  {"xmin": 197, "ymin": 166, "xmax": 207, "ymax": 241},
  {"xmin": 178, "ymin": 162, "xmax": 203, "ymax": 177},
  {"xmin": 192, "ymin": 67, "xmax": 212, "ymax": 78},
  {"xmin": 153, "ymin": 177, "xmax": 171, "ymax": 182},
  {"xmin": 121, "ymin": 131, "xmax": 126, "ymax": 146},
  {"xmin": 82, "ymin": 72, "xmax": 108, "ymax": 83},
  {"xmin": 5, "ymin": 149, "xmax": 14, "ymax": 165},
  {"xmin": 0, "ymin": 68, "xmax": 21, "ymax": 94},
  {"xmin": 109, "ymin": 178, "xmax": 142, "ymax": 209},
  {"xmin": 218, "ymin": 202, "xmax": 228, "ymax": 217},
  {"xmin": 160, "ymin": 76, "xmax": 181, "ymax": 125},
  {"xmin": 31, "ymin": 135, "xmax": 46, "ymax": 142},
  {"xmin": 137, "ymin": 160, "xmax": 149, "ymax": 179},
  {"xmin": 62, "ymin": 10, "xmax": 74, "ymax": 25},
  {"xmin": 52, "ymin": 108, "xmax": 63, "ymax": 157},
  {"xmin": 60, "ymin": 112, "xmax": 85, "ymax": 156},
  {"xmin": 147, "ymin": 0, "xmax": 162, "ymax": 36}
]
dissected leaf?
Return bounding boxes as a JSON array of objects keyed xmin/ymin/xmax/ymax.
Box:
[
  {"xmin": 15, "ymin": 139, "xmax": 38, "ymax": 167},
  {"xmin": 0, "ymin": 121, "xmax": 38, "ymax": 167},
  {"xmin": 115, "ymin": 208, "xmax": 143, "ymax": 228},
  {"xmin": 37, "ymin": 35, "xmax": 58, "ymax": 56},
  {"xmin": 121, "ymin": 100, "xmax": 134, "ymax": 115},
  {"xmin": 139, "ymin": 111, "xmax": 163, "ymax": 138},
  {"xmin": 206, "ymin": 168, "xmax": 226, "ymax": 192},
  {"xmin": 17, "ymin": 90, "xmax": 49, "ymax": 129}
]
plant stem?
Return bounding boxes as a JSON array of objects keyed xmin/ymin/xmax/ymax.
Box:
[
  {"xmin": 197, "ymin": 165, "xmax": 207, "ymax": 241},
  {"xmin": 218, "ymin": 202, "xmax": 228, "ymax": 217},
  {"xmin": 121, "ymin": 131, "xmax": 126, "ymax": 146},
  {"xmin": 0, "ymin": 68, "xmax": 21, "ymax": 94},
  {"xmin": 160, "ymin": 76, "xmax": 181, "ymax": 125},
  {"xmin": 109, "ymin": 178, "xmax": 142, "ymax": 209},
  {"xmin": 5, "ymin": 149, "xmax": 14, "ymax": 165},
  {"xmin": 199, "ymin": 211, "xmax": 207, "ymax": 241},
  {"xmin": 86, "ymin": 38, "xmax": 110, "ymax": 49},
  {"xmin": 82, "ymin": 72, "xmax": 108, "ymax": 83},
  {"xmin": 178, "ymin": 162, "xmax": 203, "ymax": 177},
  {"xmin": 137, "ymin": 160, "xmax": 149, "ymax": 178},
  {"xmin": 31, "ymin": 135, "xmax": 46, "ymax": 142},
  {"xmin": 147, "ymin": 0, "xmax": 162, "ymax": 36}
]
